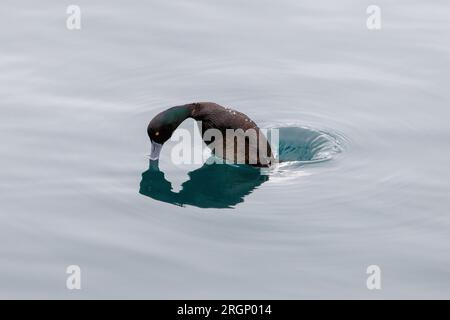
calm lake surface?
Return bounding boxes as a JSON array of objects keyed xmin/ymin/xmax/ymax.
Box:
[{"xmin": 1, "ymin": 0, "xmax": 449, "ymax": 298}]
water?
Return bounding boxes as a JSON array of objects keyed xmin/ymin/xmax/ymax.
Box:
[{"xmin": 1, "ymin": 0, "xmax": 449, "ymax": 299}]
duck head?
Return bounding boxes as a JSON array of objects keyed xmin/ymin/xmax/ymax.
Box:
[{"xmin": 147, "ymin": 104, "xmax": 193, "ymax": 160}]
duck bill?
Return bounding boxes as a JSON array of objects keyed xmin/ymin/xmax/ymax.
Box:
[{"xmin": 150, "ymin": 141, "xmax": 163, "ymax": 160}]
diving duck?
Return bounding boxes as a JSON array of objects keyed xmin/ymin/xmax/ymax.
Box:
[{"xmin": 147, "ymin": 102, "xmax": 274, "ymax": 167}]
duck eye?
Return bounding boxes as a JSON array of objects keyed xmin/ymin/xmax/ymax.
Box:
[{"xmin": 155, "ymin": 131, "xmax": 159, "ymax": 136}]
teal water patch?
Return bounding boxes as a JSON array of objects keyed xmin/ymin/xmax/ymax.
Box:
[{"xmin": 275, "ymin": 126, "xmax": 343, "ymax": 163}]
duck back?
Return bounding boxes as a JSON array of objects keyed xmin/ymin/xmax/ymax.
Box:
[{"xmin": 191, "ymin": 102, "xmax": 273, "ymax": 167}]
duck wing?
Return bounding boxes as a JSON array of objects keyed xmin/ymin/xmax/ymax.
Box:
[{"xmin": 192, "ymin": 102, "xmax": 273, "ymax": 166}]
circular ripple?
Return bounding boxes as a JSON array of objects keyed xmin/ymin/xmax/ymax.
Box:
[{"xmin": 273, "ymin": 126, "xmax": 344, "ymax": 164}]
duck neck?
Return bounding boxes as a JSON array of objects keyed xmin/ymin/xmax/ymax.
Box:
[{"xmin": 162, "ymin": 104, "xmax": 194, "ymax": 130}]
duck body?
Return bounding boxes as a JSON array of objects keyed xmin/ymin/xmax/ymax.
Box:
[{"xmin": 147, "ymin": 102, "xmax": 274, "ymax": 167}]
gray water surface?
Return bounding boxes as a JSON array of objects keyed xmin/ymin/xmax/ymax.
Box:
[{"xmin": 1, "ymin": 0, "xmax": 450, "ymax": 299}]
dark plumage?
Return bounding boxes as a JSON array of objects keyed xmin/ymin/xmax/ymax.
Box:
[{"xmin": 147, "ymin": 102, "xmax": 274, "ymax": 167}]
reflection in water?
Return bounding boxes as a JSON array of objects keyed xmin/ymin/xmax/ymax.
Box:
[
  {"xmin": 139, "ymin": 126, "xmax": 342, "ymax": 208},
  {"xmin": 139, "ymin": 160, "xmax": 268, "ymax": 208}
]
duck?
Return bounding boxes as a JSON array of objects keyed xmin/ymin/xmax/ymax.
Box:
[{"xmin": 147, "ymin": 102, "xmax": 274, "ymax": 167}]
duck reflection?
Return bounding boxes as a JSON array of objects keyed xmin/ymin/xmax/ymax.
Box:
[{"xmin": 139, "ymin": 160, "xmax": 269, "ymax": 208}]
